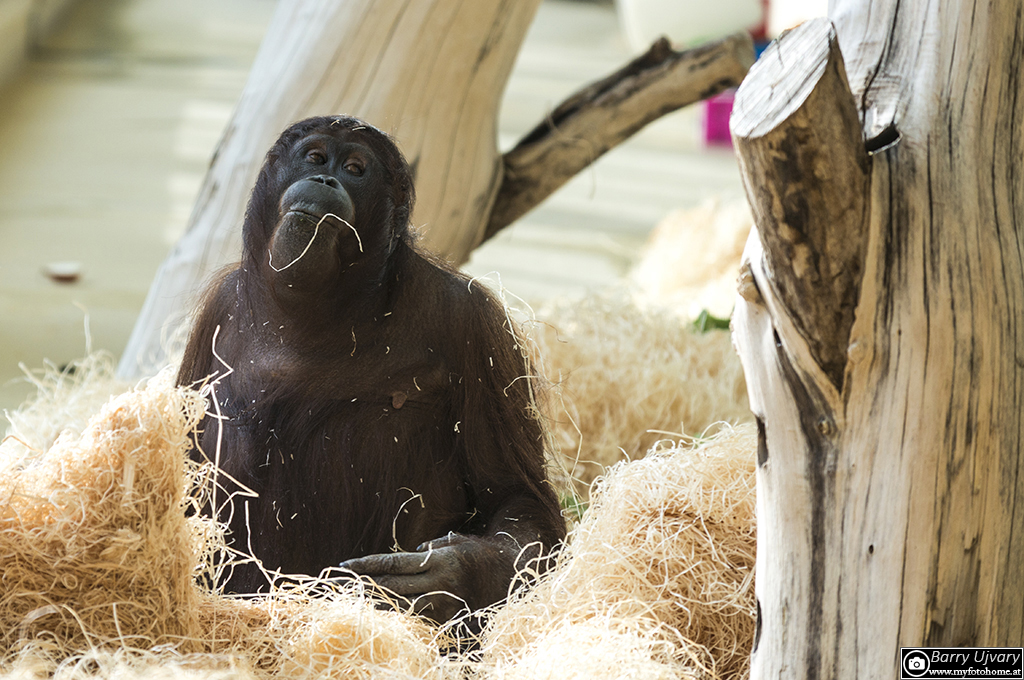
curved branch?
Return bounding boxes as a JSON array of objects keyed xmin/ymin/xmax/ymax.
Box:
[{"xmin": 482, "ymin": 32, "xmax": 754, "ymax": 242}]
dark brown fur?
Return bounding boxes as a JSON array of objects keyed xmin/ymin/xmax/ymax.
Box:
[{"xmin": 178, "ymin": 116, "xmax": 565, "ymax": 621}]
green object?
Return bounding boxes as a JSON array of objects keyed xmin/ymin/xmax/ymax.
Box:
[
  {"xmin": 560, "ymin": 494, "xmax": 588, "ymax": 522},
  {"xmin": 692, "ymin": 309, "xmax": 731, "ymax": 333}
]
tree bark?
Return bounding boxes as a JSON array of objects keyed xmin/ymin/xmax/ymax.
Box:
[
  {"xmin": 731, "ymin": 3, "xmax": 1024, "ymax": 678},
  {"xmin": 731, "ymin": 20, "xmax": 868, "ymax": 389}
]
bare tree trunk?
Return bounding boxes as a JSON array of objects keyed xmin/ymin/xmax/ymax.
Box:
[{"xmin": 731, "ymin": 1, "xmax": 1024, "ymax": 677}]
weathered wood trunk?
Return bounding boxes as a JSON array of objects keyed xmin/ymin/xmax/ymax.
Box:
[{"xmin": 731, "ymin": 1, "xmax": 1024, "ymax": 677}]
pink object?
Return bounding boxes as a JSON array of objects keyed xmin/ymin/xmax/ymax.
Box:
[{"xmin": 702, "ymin": 90, "xmax": 736, "ymax": 147}]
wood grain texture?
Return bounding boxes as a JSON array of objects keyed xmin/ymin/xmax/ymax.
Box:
[
  {"xmin": 483, "ymin": 32, "xmax": 753, "ymax": 240},
  {"xmin": 732, "ymin": 1, "xmax": 1024, "ymax": 677},
  {"xmin": 732, "ymin": 18, "xmax": 869, "ymax": 388}
]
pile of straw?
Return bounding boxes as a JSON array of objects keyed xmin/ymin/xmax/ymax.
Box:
[
  {"xmin": 0, "ymin": 362, "xmax": 452, "ymax": 680},
  {"xmin": 4, "ymin": 352, "xmax": 129, "ymax": 456},
  {"xmin": 532, "ymin": 293, "xmax": 750, "ymax": 497},
  {"xmin": 480, "ymin": 426, "xmax": 758, "ymax": 680},
  {"xmin": 1, "ymin": 282, "xmax": 757, "ymax": 678},
  {"xmin": 630, "ymin": 199, "xmax": 753, "ymax": 320},
  {"xmin": 0, "ymin": 366, "xmax": 206, "ymax": 651}
]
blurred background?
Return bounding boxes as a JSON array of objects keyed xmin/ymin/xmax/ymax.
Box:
[{"xmin": 0, "ymin": 0, "xmax": 825, "ymax": 412}]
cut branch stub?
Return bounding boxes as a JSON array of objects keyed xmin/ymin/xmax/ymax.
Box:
[
  {"xmin": 483, "ymin": 32, "xmax": 754, "ymax": 241},
  {"xmin": 731, "ymin": 18, "xmax": 870, "ymax": 389}
]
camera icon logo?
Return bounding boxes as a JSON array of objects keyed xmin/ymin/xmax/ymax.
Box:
[{"xmin": 903, "ymin": 650, "xmax": 931, "ymax": 677}]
